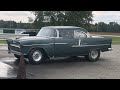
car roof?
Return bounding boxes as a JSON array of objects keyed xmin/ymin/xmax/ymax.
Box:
[{"xmin": 42, "ymin": 26, "xmax": 85, "ymax": 30}]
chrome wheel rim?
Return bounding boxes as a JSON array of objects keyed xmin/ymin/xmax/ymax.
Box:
[
  {"xmin": 90, "ymin": 49, "xmax": 98, "ymax": 59},
  {"xmin": 32, "ymin": 50, "xmax": 42, "ymax": 62}
]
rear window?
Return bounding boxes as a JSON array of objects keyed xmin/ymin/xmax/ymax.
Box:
[{"xmin": 58, "ymin": 29, "xmax": 87, "ymax": 39}]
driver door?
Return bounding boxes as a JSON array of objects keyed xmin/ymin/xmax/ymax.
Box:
[{"xmin": 54, "ymin": 30, "xmax": 88, "ymax": 57}]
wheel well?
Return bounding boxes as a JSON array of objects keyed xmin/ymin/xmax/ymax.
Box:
[
  {"xmin": 28, "ymin": 48, "xmax": 50, "ymax": 59},
  {"xmin": 91, "ymin": 48, "xmax": 101, "ymax": 51},
  {"xmin": 88, "ymin": 48, "xmax": 101, "ymax": 53}
]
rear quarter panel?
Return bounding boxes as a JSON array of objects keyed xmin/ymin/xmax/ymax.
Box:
[{"xmin": 80, "ymin": 37, "xmax": 112, "ymax": 52}]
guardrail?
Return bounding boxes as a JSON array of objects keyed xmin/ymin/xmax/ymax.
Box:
[{"xmin": 0, "ymin": 33, "xmax": 29, "ymax": 40}]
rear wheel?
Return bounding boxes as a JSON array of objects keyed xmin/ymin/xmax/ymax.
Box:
[
  {"xmin": 85, "ymin": 49, "xmax": 100, "ymax": 62},
  {"xmin": 28, "ymin": 49, "xmax": 46, "ymax": 65}
]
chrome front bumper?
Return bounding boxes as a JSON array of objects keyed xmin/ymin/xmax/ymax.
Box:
[{"xmin": 10, "ymin": 50, "xmax": 21, "ymax": 55}]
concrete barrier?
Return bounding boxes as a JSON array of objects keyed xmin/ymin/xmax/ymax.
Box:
[{"xmin": 0, "ymin": 33, "xmax": 29, "ymax": 40}]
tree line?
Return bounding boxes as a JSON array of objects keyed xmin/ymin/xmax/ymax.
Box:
[
  {"xmin": 31, "ymin": 11, "xmax": 93, "ymax": 29},
  {"xmin": 88, "ymin": 22, "xmax": 120, "ymax": 32},
  {"xmin": 0, "ymin": 20, "xmax": 33, "ymax": 29},
  {"xmin": 0, "ymin": 11, "xmax": 120, "ymax": 33},
  {"xmin": 31, "ymin": 11, "xmax": 120, "ymax": 33}
]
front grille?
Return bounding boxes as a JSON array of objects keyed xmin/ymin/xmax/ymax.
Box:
[{"xmin": 9, "ymin": 45, "xmax": 20, "ymax": 52}]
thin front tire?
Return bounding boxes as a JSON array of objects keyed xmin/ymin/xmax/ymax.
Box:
[{"xmin": 28, "ymin": 49, "xmax": 45, "ymax": 65}]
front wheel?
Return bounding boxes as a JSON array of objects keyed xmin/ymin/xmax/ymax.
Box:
[
  {"xmin": 28, "ymin": 49, "xmax": 46, "ymax": 65},
  {"xmin": 85, "ymin": 49, "xmax": 100, "ymax": 62}
]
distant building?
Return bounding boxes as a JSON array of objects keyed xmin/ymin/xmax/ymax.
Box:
[
  {"xmin": 15, "ymin": 29, "xmax": 26, "ymax": 34},
  {"xmin": 0, "ymin": 28, "xmax": 15, "ymax": 34}
]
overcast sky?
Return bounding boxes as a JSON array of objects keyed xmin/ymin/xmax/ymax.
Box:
[
  {"xmin": 0, "ymin": 11, "xmax": 120, "ymax": 24},
  {"xmin": 93, "ymin": 11, "xmax": 120, "ymax": 24},
  {"xmin": 0, "ymin": 11, "xmax": 35, "ymax": 23}
]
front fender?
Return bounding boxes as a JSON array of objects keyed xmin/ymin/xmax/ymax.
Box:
[{"xmin": 21, "ymin": 44, "xmax": 54, "ymax": 58}]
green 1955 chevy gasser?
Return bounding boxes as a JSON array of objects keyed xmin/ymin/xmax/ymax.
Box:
[{"xmin": 6, "ymin": 26, "xmax": 112, "ymax": 64}]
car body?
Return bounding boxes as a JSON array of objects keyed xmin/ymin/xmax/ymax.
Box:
[{"xmin": 6, "ymin": 26, "xmax": 112, "ymax": 64}]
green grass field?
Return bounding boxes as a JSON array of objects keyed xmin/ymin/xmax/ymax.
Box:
[
  {"xmin": 91, "ymin": 32, "xmax": 120, "ymax": 44},
  {"xmin": 0, "ymin": 40, "xmax": 7, "ymax": 44},
  {"xmin": 111, "ymin": 37, "xmax": 120, "ymax": 44},
  {"xmin": 101, "ymin": 36, "xmax": 120, "ymax": 44},
  {"xmin": 0, "ymin": 37, "xmax": 120, "ymax": 44}
]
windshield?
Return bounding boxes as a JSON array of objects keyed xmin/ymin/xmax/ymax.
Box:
[{"xmin": 37, "ymin": 28, "xmax": 57, "ymax": 37}]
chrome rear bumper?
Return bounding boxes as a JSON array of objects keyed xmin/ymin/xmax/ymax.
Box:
[{"xmin": 108, "ymin": 48, "xmax": 112, "ymax": 51}]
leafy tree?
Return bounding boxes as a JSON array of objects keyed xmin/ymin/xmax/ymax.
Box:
[
  {"xmin": 28, "ymin": 17, "xmax": 34, "ymax": 23},
  {"xmin": 88, "ymin": 21, "xmax": 120, "ymax": 33},
  {"xmin": 0, "ymin": 20, "xmax": 34, "ymax": 29},
  {"xmin": 0, "ymin": 20, "xmax": 17, "ymax": 28},
  {"xmin": 31, "ymin": 11, "xmax": 93, "ymax": 29},
  {"xmin": 97, "ymin": 22, "xmax": 108, "ymax": 32}
]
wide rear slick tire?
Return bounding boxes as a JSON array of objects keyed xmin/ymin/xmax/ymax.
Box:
[
  {"xmin": 85, "ymin": 49, "xmax": 100, "ymax": 62},
  {"xmin": 28, "ymin": 49, "xmax": 46, "ymax": 65}
]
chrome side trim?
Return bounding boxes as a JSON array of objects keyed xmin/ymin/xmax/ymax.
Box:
[
  {"xmin": 23, "ymin": 43, "xmax": 68, "ymax": 46},
  {"xmin": 23, "ymin": 44, "xmax": 53, "ymax": 46},
  {"xmin": 72, "ymin": 44, "xmax": 110, "ymax": 47},
  {"xmin": 55, "ymin": 43, "xmax": 68, "ymax": 44}
]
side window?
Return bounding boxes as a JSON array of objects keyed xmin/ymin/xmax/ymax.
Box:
[
  {"xmin": 59, "ymin": 30, "xmax": 74, "ymax": 39},
  {"xmin": 74, "ymin": 30, "xmax": 87, "ymax": 38},
  {"xmin": 47, "ymin": 29, "xmax": 57, "ymax": 37}
]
